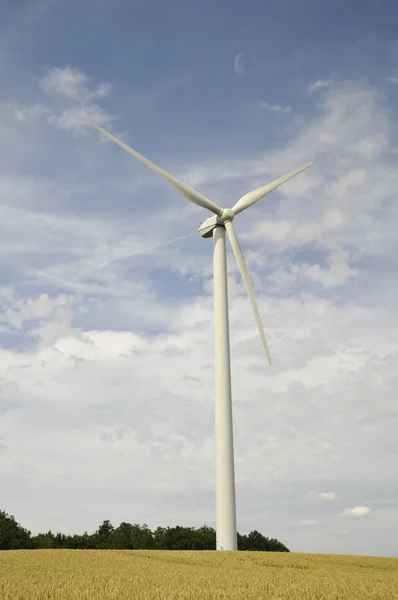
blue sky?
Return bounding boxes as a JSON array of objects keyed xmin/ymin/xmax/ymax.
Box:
[{"xmin": 1, "ymin": 0, "xmax": 398, "ymax": 557}]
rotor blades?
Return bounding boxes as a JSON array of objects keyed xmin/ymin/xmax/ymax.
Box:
[
  {"xmin": 91, "ymin": 123, "xmax": 223, "ymax": 216},
  {"xmin": 232, "ymin": 162, "xmax": 313, "ymax": 215},
  {"xmin": 224, "ymin": 220, "xmax": 272, "ymax": 365}
]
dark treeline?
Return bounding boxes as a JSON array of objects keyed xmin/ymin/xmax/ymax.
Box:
[{"xmin": 0, "ymin": 510, "xmax": 289, "ymax": 552}]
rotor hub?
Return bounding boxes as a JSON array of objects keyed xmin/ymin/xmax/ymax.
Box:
[{"xmin": 217, "ymin": 208, "xmax": 235, "ymax": 225}]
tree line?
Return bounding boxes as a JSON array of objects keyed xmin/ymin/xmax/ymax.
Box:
[{"xmin": 0, "ymin": 510, "xmax": 289, "ymax": 552}]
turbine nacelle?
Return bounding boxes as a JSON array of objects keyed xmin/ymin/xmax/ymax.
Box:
[
  {"xmin": 198, "ymin": 215, "xmax": 219, "ymax": 238},
  {"xmin": 198, "ymin": 208, "xmax": 235, "ymax": 238}
]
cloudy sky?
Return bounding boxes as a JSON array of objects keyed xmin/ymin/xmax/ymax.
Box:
[{"xmin": 1, "ymin": 0, "xmax": 398, "ymax": 557}]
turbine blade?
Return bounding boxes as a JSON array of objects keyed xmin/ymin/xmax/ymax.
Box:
[
  {"xmin": 92, "ymin": 123, "xmax": 223, "ymax": 216},
  {"xmin": 232, "ymin": 162, "xmax": 313, "ymax": 215},
  {"xmin": 224, "ymin": 220, "xmax": 272, "ymax": 365}
]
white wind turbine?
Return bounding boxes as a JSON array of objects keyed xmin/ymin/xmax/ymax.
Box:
[{"xmin": 92, "ymin": 123, "xmax": 312, "ymax": 551}]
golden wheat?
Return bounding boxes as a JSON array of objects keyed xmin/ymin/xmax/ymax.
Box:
[{"xmin": 1, "ymin": 550, "xmax": 397, "ymax": 599}]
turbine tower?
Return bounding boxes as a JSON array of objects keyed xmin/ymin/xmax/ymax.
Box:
[{"xmin": 92, "ymin": 123, "xmax": 312, "ymax": 551}]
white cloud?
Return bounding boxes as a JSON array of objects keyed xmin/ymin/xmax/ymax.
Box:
[
  {"xmin": 318, "ymin": 492, "xmax": 337, "ymax": 500},
  {"xmin": 342, "ymin": 507, "xmax": 372, "ymax": 517},
  {"xmin": 387, "ymin": 72, "xmax": 398, "ymax": 84},
  {"xmin": 7, "ymin": 103, "xmax": 49, "ymax": 123},
  {"xmin": 40, "ymin": 66, "xmax": 112, "ymax": 102},
  {"xmin": 1, "ymin": 291, "xmax": 73, "ymax": 330},
  {"xmin": 301, "ymin": 519, "xmax": 318, "ymax": 526},
  {"xmin": 48, "ymin": 104, "xmax": 113, "ymax": 133},
  {"xmin": 309, "ymin": 79, "xmax": 332, "ymax": 92},
  {"xmin": 284, "ymin": 250, "xmax": 358, "ymax": 289},
  {"xmin": 7, "ymin": 66, "xmax": 114, "ymax": 135},
  {"xmin": 233, "ymin": 85, "xmax": 397, "ymax": 303},
  {"xmin": 307, "ymin": 491, "xmax": 338, "ymax": 501},
  {"xmin": 234, "ymin": 53, "xmax": 244, "ymax": 74},
  {"xmin": 258, "ymin": 101, "xmax": 292, "ymax": 113}
]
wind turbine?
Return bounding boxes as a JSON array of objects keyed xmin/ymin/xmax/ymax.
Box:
[{"xmin": 91, "ymin": 123, "xmax": 312, "ymax": 551}]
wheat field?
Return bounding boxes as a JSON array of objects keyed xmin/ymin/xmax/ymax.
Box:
[{"xmin": 1, "ymin": 550, "xmax": 397, "ymax": 599}]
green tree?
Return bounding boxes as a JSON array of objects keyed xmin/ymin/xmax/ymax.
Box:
[
  {"xmin": 0, "ymin": 510, "xmax": 31, "ymax": 550},
  {"xmin": 192, "ymin": 526, "xmax": 216, "ymax": 550},
  {"xmin": 247, "ymin": 530, "xmax": 270, "ymax": 551},
  {"xmin": 153, "ymin": 526, "xmax": 216, "ymax": 550},
  {"xmin": 238, "ymin": 530, "xmax": 290, "ymax": 552},
  {"xmin": 1, "ymin": 509, "xmax": 290, "ymax": 552},
  {"xmin": 269, "ymin": 537, "xmax": 289, "ymax": 552},
  {"xmin": 111, "ymin": 522, "xmax": 154, "ymax": 550},
  {"xmin": 95, "ymin": 520, "xmax": 114, "ymax": 549},
  {"xmin": 31, "ymin": 530, "xmax": 55, "ymax": 549}
]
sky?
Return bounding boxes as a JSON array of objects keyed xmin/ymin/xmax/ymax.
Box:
[{"xmin": 0, "ymin": 0, "xmax": 398, "ymax": 557}]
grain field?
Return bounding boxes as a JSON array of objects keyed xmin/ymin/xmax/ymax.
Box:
[{"xmin": 1, "ymin": 549, "xmax": 397, "ymax": 599}]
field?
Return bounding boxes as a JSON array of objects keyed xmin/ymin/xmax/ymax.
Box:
[{"xmin": 1, "ymin": 550, "xmax": 397, "ymax": 599}]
